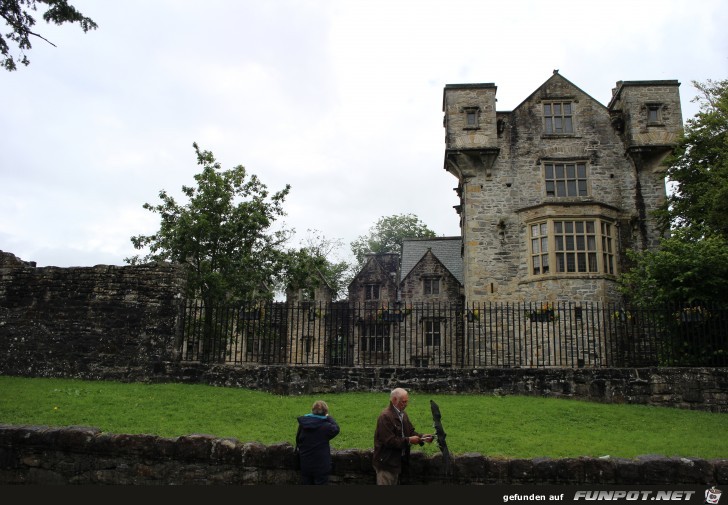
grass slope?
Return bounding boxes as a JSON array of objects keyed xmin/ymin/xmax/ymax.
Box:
[{"xmin": 0, "ymin": 376, "xmax": 726, "ymax": 459}]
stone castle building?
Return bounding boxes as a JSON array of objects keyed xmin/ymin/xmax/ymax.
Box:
[
  {"xmin": 341, "ymin": 72, "xmax": 684, "ymax": 367},
  {"xmin": 443, "ymin": 71, "xmax": 682, "ymax": 305},
  {"xmin": 351, "ymin": 71, "xmax": 683, "ymax": 308}
]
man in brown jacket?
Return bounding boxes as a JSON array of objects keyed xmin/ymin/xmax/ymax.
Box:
[{"xmin": 372, "ymin": 387, "xmax": 433, "ymax": 485}]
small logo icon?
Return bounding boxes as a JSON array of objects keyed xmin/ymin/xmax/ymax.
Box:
[{"xmin": 706, "ymin": 487, "xmax": 722, "ymax": 505}]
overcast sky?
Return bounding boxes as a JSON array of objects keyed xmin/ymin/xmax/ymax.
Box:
[{"xmin": 2, "ymin": 0, "xmax": 727, "ymax": 268}]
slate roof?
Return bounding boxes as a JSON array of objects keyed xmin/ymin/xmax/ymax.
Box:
[
  {"xmin": 400, "ymin": 237, "xmax": 463, "ymax": 285},
  {"xmin": 347, "ymin": 252, "xmax": 399, "ymax": 290}
]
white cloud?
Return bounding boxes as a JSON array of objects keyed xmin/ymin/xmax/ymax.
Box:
[{"xmin": 1, "ymin": 0, "xmax": 726, "ymax": 268}]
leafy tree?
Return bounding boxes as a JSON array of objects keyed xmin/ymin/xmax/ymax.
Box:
[
  {"xmin": 350, "ymin": 213, "xmax": 436, "ymax": 267},
  {"xmin": 281, "ymin": 230, "xmax": 352, "ymax": 301},
  {"xmin": 618, "ymin": 232, "xmax": 728, "ymax": 308},
  {"xmin": 1, "ymin": 0, "xmax": 97, "ymax": 71},
  {"xmin": 620, "ymin": 80, "xmax": 728, "ymax": 309},
  {"xmin": 126, "ymin": 142, "xmax": 292, "ymax": 305},
  {"xmin": 655, "ymin": 79, "xmax": 728, "ymax": 240}
]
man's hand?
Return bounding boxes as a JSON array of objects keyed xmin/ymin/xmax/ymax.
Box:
[{"xmin": 409, "ymin": 435, "xmax": 435, "ymax": 445}]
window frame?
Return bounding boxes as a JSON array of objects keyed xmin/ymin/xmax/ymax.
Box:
[
  {"xmin": 646, "ymin": 103, "xmax": 663, "ymax": 125},
  {"xmin": 528, "ymin": 218, "xmax": 616, "ymax": 277},
  {"xmin": 364, "ymin": 284, "xmax": 380, "ymax": 300},
  {"xmin": 422, "ymin": 318, "xmax": 441, "ymax": 347},
  {"xmin": 423, "ymin": 276, "xmax": 441, "ymax": 295},
  {"xmin": 544, "ymin": 162, "xmax": 589, "ymax": 197},
  {"xmin": 463, "ymin": 106, "xmax": 480, "ymax": 130},
  {"xmin": 360, "ymin": 322, "xmax": 391, "ymax": 353},
  {"xmin": 543, "ymin": 101, "xmax": 574, "ymax": 135}
]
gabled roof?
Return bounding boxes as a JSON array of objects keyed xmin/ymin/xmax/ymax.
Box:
[
  {"xmin": 347, "ymin": 252, "xmax": 399, "ymax": 290},
  {"xmin": 511, "ymin": 71, "xmax": 608, "ymax": 113},
  {"xmin": 400, "ymin": 237, "xmax": 463, "ymax": 285}
]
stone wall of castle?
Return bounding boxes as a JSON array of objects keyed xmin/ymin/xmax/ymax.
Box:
[{"xmin": 0, "ymin": 251, "xmax": 186, "ymax": 379}]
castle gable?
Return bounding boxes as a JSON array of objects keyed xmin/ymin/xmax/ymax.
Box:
[
  {"xmin": 512, "ymin": 71, "xmax": 608, "ymax": 114},
  {"xmin": 400, "ymin": 248, "xmax": 463, "ymax": 304},
  {"xmin": 347, "ymin": 252, "xmax": 399, "ymax": 305},
  {"xmin": 401, "ymin": 237, "xmax": 463, "ymax": 285}
]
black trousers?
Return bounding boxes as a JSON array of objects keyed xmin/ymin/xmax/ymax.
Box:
[{"xmin": 300, "ymin": 472, "xmax": 330, "ymax": 485}]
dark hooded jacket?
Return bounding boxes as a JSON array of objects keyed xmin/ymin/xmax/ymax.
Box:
[{"xmin": 296, "ymin": 414, "xmax": 340, "ymax": 476}]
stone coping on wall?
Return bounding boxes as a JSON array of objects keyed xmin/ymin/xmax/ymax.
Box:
[{"xmin": 0, "ymin": 425, "xmax": 726, "ymax": 485}]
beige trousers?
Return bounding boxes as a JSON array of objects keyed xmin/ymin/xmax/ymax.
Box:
[{"xmin": 375, "ymin": 468, "xmax": 400, "ymax": 485}]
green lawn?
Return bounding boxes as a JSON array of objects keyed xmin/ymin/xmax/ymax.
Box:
[{"xmin": 0, "ymin": 375, "xmax": 726, "ymax": 459}]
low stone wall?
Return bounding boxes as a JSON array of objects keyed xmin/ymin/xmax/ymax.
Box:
[
  {"xmin": 0, "ymin": 425, "xmax": 725, "ymax": 485},
  {"xmin": 157, "ymin": 363, "xmax": 728, "ymax": 413}
]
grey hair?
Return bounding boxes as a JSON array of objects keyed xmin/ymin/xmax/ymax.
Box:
[{"xmin": 390, "ymin": 388, "xmax": 407, "ymax": 401}]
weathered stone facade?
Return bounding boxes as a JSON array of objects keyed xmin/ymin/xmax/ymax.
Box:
[
  {"xmin": 443, "ymin": 72, "xmax": 682, "ymax": 305},
  {"xmin": 348, "ymin": 252, "xmax": 400, "ymax": 307},
  {"xmin": 399, "ymin": 245, "xmax": 463, "ymax": 304},
  {"xmin": 0, "ymin": 250, "xmax": 185, "ymax": 379}
]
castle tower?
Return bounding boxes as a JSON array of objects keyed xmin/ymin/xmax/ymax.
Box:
[
  {"xmin": 442, "ymin": 83, "xmax": 500, "ymax": 303},
  {"xmin": 607, "ymin": 80, "xmax": 683, "ymax": 250}
]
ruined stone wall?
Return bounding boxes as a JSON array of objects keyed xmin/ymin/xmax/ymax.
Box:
[
  {"xmin": 0, "ymin": 251, "xmax": 186, "ymax": 380},
  {"xmin": 1, "ymin": 425, "xmax": 725, "ymax": 485}
]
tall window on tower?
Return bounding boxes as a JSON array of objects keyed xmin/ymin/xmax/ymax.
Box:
[
  {"xmin": 647, "ymin": 103, "xmax": 663, "ymax": 125},
  {"xmin": 463, "ymin": 106, "xmax": 480, "ymax": 129},
  {"xmin": 543, "ymin": 102, "xmax": 574, "ymax": 134},
  {"xmin": 554, "ymin": 220, "xmax": 597, "ymax": 273},
  {"xmin": 531, "ymin": 222, "xmax": 549, "ymax": 275}
]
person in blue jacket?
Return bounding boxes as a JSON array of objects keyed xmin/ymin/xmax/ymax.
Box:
[{"xmin": 296, "ymin": 400, "xmax": 340, "ymax": 485}]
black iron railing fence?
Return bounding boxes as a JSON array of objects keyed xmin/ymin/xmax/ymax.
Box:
[{"xmin": 180, "ymin": 301, "xmax": 727, "ymax": 368}]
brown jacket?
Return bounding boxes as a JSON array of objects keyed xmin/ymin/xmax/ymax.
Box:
[{"xmin": 372, "ymin": 403, "xmax": 422, "ymax": 472}]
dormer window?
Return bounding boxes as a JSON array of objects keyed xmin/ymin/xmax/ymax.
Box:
[
  {"xmin": 463, "ymin": 107, "xmax": 480, "ymax": 129},
  {"xmin": 543, "ymin": 101, "xmax": 573, "ymax": 134}
]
